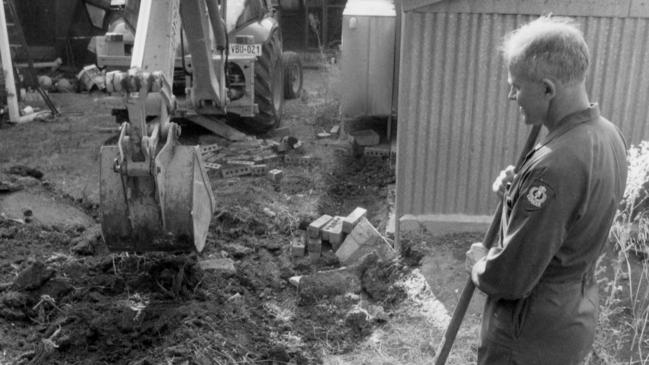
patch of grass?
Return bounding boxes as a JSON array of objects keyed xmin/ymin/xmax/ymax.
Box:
[{"xmin": 592, "ymin": 141, "xmax": 649, "ymax": 364}]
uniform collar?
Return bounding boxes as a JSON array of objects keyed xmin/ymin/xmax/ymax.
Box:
[{"xmin": 537, "ymin": 103, "xmax": 600, "ymax": 149}]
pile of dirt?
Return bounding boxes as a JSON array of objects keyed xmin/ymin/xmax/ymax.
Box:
[
  {"xmin": 0, "ymin": 205, "xmax": 417, "ymax": 365},
  {"xmin": 318, "ymin": 153, "xmax": 395, "ymax": 228}
]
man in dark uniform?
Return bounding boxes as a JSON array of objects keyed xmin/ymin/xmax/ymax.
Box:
[{"xmin": 465, "ymin": 16, "xmax": 628, "ymax": 365}]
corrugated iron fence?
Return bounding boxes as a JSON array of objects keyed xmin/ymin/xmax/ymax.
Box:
[{"xmin": 397, "ymin": 1, "xmax": 649, "ymax": 220}]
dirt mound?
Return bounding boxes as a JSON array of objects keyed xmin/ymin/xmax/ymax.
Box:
[{"xmin": 318, "ymin": 154, "xmax": 395, "ymax": 228}]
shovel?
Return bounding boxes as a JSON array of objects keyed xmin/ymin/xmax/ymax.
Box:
[{"xmin": 434, "ymin": 124, "xmax": 542, "ymax": 365}]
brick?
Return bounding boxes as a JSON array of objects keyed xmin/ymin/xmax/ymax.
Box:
[
  {"xmin": 317, "ymin": 132, "xmax": 331, "ymax": 139},
  {"xmin": 255, "ymin": 153, "xmax": 280, "ymax": 165},
  {"xmin": 284, "ymin": 153, "xmax": 301, "ymax": 164},
  {"xmin": 286, "ymin": 153, "xmax": 317, "ymax": 165},
  {"xmin": 268, "ymin": 126, "xmax": 292, "ymax": 138},
  {"xmin": 364, "ymin": 146, "xmax": 391, "ymax": 158},
  {"xmin": 203, "ymin": 162, "xmax": 222, "ymax": 171},
  {"xmin": 291, "ymin": 238, "xmax": 305, "ymax": 257},
  {"xmin": 342, "ymin": 207, "xmax": 367, "ymax": 233},
  {"xmin": 322, "ymin": 216, "xmax": 344, "ymax": 250},
  {"xmin": 350, "ymin": 129, "xmax": 380, "ymax": 146},
  {"xmin": 298, "ymin": 155, "xmax": 317, "ymax": 165},
  {"xmin": 308, "ymin": 214, "xmax": 332, "ymax": 238},
  {"xmin": 307, "ymin": 237, "xmax": 321, "ymax": 262},
  {"xmin": 276, "ymin": 142, "xmax": 290, "ymax": 152},
  {"xmin": 251, "ymin": 164, "xmax": 268, "ymax": 176},
  {"xmin": 221, "ymin": 165, "xmax": 251, "ymax": 178},
  {"xmin": 198, "ymin": 258, "xmax": 236, "ymax": 275},
  {"xmin": 204, "ymin": 154, "xmax": 222, "ymax": 163},
  {"xmin": 335, "ymin": 217, "xmax": 396, "ymax": 266},
  {"xmin": 229, "ymin": 139, "xmax": 262, "ymax": 150},
  {"xmin": 267, "ymin": 169, "xmax": 283, "ymax": 183},
  {"xmin": 330, "ymin": 124, "xmax": 340, "ymax": 135},
  {"xmin": 308, "ymin": 251, "xmax": 321, "ymax": 262},
  {"xmin": 226, "ymin": 159, "xmax": 255, "ymax": 166},
  {"xmin": 200, "ymin": 143, "xmax": 221, "ymax": 154}
]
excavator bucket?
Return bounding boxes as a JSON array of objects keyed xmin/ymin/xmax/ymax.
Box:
[{"xmin": 100, "ymin": 125, "xmax": 215, "ymax": 252}]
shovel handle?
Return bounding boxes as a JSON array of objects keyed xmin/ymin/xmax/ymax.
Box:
[{"xmin": 433, "ymin": 124, "xmax": 541, "ymax": 365}]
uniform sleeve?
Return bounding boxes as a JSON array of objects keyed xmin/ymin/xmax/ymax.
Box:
[{"xmin": 471, "ymin": 166, "xmax": 583, "ymax": 299}]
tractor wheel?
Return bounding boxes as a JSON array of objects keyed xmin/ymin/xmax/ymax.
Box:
[
  {"xmin": 242, "ymin": 31, "xmax": 284, "ymax": 133},
  {"xmin": 282, "ymin": 51, "xmax": 302, "ymax": 99}
]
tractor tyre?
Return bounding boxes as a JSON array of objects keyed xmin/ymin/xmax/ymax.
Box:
[
  {"xmin": 282, "ymin": 51, "xmax": 302, "ymax": 99},
  {"xmin": 242, "ymin": 31, "xmax": 284, "ymax": 133}
]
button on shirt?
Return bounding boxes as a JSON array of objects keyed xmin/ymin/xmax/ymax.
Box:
[{"xmin": 472, "ymin": 105, "xmax": 628, "ymax": 300}]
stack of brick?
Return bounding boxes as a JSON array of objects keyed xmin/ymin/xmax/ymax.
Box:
[{"xmin": 290, "ymin": 207, "xmax": 395, "ymax": 266}]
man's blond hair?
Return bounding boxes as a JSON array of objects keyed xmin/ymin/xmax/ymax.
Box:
[{"xmin": 502, "ymin": 16, "xmax": 590, "ymax": 85}]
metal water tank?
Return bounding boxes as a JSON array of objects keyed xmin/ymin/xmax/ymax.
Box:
[{"xmin": 340, "ymin": 0, "xmax": 396, "ymax": 118}]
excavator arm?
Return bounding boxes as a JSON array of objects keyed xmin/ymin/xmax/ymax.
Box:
[{"xmin": 99, "ymin": 0, "xmax": 228, "ymax": 252}]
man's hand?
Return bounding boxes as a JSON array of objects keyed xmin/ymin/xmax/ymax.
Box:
[
  {"xmin": 492, "ymin": 165, "xmax": 516, "ymax": 198},
  {"xmin": 465, "ymin": 242, "xmax": 488, "ymax": 274}
]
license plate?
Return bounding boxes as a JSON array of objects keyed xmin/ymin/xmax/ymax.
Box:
[{"xmin": 229, "ymin": 44, "xmax": 262, "ymax": 57}]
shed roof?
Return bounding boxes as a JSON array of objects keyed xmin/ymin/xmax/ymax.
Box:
[
  {"xmin": 402, "ymin": 0, "xmax": 649, "ymax": 18},
  {"xmin": 343, "ymin": 0, "xmax": 396, "ymax": 16}
]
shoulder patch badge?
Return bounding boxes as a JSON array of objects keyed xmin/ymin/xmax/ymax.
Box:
[
  {"xmin": 522, "ymin": 180, "xmax": 554, "ymax": 211},
  {"xmin": 527, "ymin": 185, "xmax": 548, "ymax": 207}
]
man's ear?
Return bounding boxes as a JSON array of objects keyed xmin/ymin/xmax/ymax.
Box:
[{"xmin": 541, "ymin": 78, "xmax": 556, "ymax": 99}]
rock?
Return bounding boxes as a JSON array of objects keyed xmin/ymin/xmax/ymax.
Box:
[
  {"xmin": 71, "ymin": 238, "xmax": 94, "ymax": 255},
  {"xmin": 350, "ymin": 129, "xmax": 380, "ymax": 146},
  {"xmin": 288, "ymin": 276, "xmax": 301, "ymax": 287},
  {"xmin": 54, "ymin": 78, "xmax": 74, "ymax": 93},
  {"xmin": 198, "ymin": 258, "xmax": 236, "ymax": 276},
  {"xmin": 265, "ymin": 345, "xmax": 290, "ymax": 363},
  {"xmin": 361, "ymin": 259, "xmax": 408, "ymax": 305},
  {"xmin": 38, "ymin": 75, "xmax": 53, "ymax": 90},
  {"xmin": 344, "ymin": 307, "xmax": 372, "ymax": 335},
  {"xmin": 38, "ymin": 277, "xmax": 73, "ymax": 300},
  {"xmin": 261, "ymin": 239, "xmax": 283, "ymax": 252},
  {"xmin": 88, "ymin": 291, "xmax": 106, "ymax": 303},
  {"xmin": 298, "ymin": 267, "xmax": 362, "ymax": 305},
  {"xmin": 0, "ymin": 306, "xmax": 26, "ymax": 320},
  {"xmin": 71, "ymin": 226, "xmax": 101, "ymax": 256},
  {"xmin": 130, "ymin": 358, "xmax": 155, "ymax": 365},
  {"xmin": 0, "ymin": 178, "xmax": 22, "ymax": 193},
  {"xmin": 6, "ymin": 165, "xmax": 44, "ymax": 180},
  {"xmin": 366, "ymin": 304, "xmax": 389, "ymax": 323},
  {"xmin": 223, "ymin": 243, "xmax": 254, "ymax": 258},
  {"xmin": 12, "ymin": 262, "xmax": 54, "ymax": 291},
  {"xmin": 1, "ymin": 291, "xmax": 28, "ymax": 308}
]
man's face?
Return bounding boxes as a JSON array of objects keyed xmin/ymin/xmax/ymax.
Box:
[{"xmin": 507, "ymin": 70, "xmax": 549, "ymax": 125}]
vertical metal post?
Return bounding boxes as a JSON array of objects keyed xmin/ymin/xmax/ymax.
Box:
[{"xmin": 0, "ymin": 1, "xmax": 20, "ymax": 122}]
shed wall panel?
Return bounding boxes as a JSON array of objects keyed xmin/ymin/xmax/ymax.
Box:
[{"xmin": 396, "ymin": 11, "xmax": 649, "ymax": 218}]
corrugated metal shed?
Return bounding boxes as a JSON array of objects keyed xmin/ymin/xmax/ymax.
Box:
[{"xmin": 396, "ymin": 0, "xmax": 649, "ymax": 234}]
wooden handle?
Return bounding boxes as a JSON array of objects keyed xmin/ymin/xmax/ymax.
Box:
[{"xmin": 433, "ymin": 124, "xmax": 541, "ymax": 365}]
